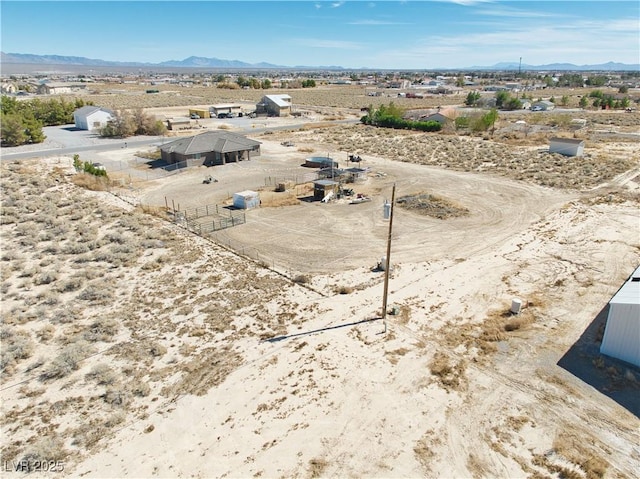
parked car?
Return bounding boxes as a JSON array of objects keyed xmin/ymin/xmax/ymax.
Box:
[
  {"xmin": 190, "ymin": 113, "xmax": 200, "ymax": 119},
  {"xmin": 531, "ymin": 106, "xmax": 543, "ymax": 112}
]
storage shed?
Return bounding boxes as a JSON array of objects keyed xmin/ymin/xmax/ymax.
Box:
[
  {"xmin": 549, "ymin": 137, "xmax": 585, "ymax": 157},
  {"xmin": 73, "ymin": 106, "xmax": 115, "ymax": 131},
  {"xmin": 233, "ymin": 190, "xmax": 260, "ymax": 210},
  {"xmin": 600, "ymin": 266, "xmax": 640, "ymax": 367},
  {"xmin": 313, "ymin": 180, "xmax": 339, "ymax": 201}
]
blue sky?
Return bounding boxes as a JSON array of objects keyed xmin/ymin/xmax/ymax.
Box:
[{"xmin": 1, "ymin": 1, "xmax": 638, "ymax": 69}]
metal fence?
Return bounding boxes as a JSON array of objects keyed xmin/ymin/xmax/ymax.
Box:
[{"xmin": 263, "ymin": 171, "xmax": 320, "ymax": 187}]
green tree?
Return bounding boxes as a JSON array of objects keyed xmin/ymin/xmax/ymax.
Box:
[
  {"xmin": 618, "ymin": 85, "xmax": 629, "ymax": 94},
  {"xmin": 465, "ymin": 91, "xmax": 481, "ymax": 107},
  {"xmin": 261, "ymin": 79, "xmax": 272, "ymax": 89},
  {"xmin": 0, "ymin": 113, "xmax": 27, "ymax": 146},
  {"xmin": 504, "ymin": 97, "xmax": 523, "ymax": 110},
  {"xmin": 579, "ymin": 96, "xmax": 588, "ymax": 109},
  {"xmin": 586, "ymin": 75, "xmax": 607, "ymax": 87},
  {"xmin": 560, "ymin": 95, "xmax": 569, "ymax": 106},
  {"xmin": 495, "ymin": 91, "xmax": 510, "ymax": 109}
]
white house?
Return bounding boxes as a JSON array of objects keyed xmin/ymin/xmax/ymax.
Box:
[
  {"xmin": 549, "ymin": 137, "xmax": 585, "ymax": 157},
  {"xmin": 73, "ymin": 106, "xmax": 115, "ymax": 131},
  {"xmin": 600, "ymin": 266, "xmax": 640, "ymax": 367}
]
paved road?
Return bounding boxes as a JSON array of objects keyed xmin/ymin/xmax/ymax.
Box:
[{"xmin": 0, "ymin": 119, "xmax": 360, "ymax": 161}]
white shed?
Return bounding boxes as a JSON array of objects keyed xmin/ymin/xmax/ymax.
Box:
[
  {"xmin": 549, "ymin": 137, "xmax": 585, "ymax": 157},
  {"xmin": 233, "ymin": 190, "xmax": 260, "ymax": 210},
  {"xmin": 600, "ymin": 266, "xmax": 640, "ymax": 367},
  {"xmin": 73, "ymin": 106, "xmax": 115, "ymax": 131}
]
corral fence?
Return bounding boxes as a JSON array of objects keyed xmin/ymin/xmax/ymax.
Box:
[
  {"xmin": 264, "ymin": 171, "xmax": 320, "ymax": 188},
  {"xmin": 173, "ymin": 203, "xmax": 246, "ymax": 234}
]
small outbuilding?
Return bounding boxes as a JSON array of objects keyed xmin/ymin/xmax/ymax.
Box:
[
  {"xmin": 166, "ymin": 117, "xmax": 194, "ymax": 130},
  {"xmin": 600, "ymin": 266, "xmax": 640, "ymax": 367},
  {"xmin": 233, "ymin": 190, "xmax": 260, "ymax": 210},
  {"xmin": 549, "ymin": 137, "xmax": 585, "ymax": 157},
  {"xmin": 73, "ymin": 106, "xmax": 115, "ymax": 131},
  {"xmin": 209, "ymin": 104, "xmax": 243, "ymax": 117},
  {"xmin": 313, "ymin": 179, "xmax": 340, "ymax": 201}
]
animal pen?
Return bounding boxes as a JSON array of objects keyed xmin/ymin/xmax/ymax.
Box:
[{"xmin": 174, "ymin": 203, "xmax": 246, "ymax": 234}]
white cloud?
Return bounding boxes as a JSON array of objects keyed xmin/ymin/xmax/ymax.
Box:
[
  {"xmin": 331, "ymin": 1, "xmax": 345, "ymax": 8},
  {"xmin": 364, "ymin": 18, "xmax": 640, "ymax": 68}
]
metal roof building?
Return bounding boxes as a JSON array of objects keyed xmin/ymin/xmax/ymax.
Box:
[
  {"xmin": 600, "ymin": 266, "xmax": 640, "ymax": 367},
  {"xmin": 160, "ymin": 131, "xmax": 261, "ymax": 166}
]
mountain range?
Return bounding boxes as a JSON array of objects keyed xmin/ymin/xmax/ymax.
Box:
[{"xmin": 1, "ymin": 52, "xmax": 639, "ymax": 71}]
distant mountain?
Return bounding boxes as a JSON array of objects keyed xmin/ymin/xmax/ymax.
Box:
[
  {"xmin": 479, "ymin": 61, "xmax": 640, "ymax": 72},
  {"xmin": 0, "ymin": 52, "xmax": 149, "ymax": 67},
  {"xmin": 1, "ymin": 52, "xmax": 638, "ymax": 71},
  {"xmin": 157, "ymin": 55, "xmax": 283, "ymax": 69}
]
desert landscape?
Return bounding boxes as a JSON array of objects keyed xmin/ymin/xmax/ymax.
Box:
[{"xmin": 1, "ymin": 83, "xmax": 639, "ymax": 479}]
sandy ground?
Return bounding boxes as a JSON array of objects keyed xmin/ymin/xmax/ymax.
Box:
[{"xmin": 1, "ymin": 112, "xmax": 640, "ymax": 479}]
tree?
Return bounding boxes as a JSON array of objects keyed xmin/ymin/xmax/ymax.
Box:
[
  {"xmin": 495, "ymin": 91, "xmax": 510, "ymax": 109},
  {"xmin": 465, "ymin": 91, "xmax": 481, "ymax": 107},
  {"xmin": 504, "ymin": 97, "xmax": 523, "ymax": 110},
  {"xmin": 302, "ymin": 79, "xmax": 316, "ymax": 88},
  {"xmin": 100, "ymin": 110, "xmax": 134, "ymax": 138},
  {"xmin": 579, "ymin": 96, "xmax": 588, "ymax": 109},
  {"xmin": 560, "ymin": 95, "xmax": 569, "ymax": 106},
  {"xmin": 1, "ymin": 113, "xmax": 27, "ymax": 146},
  {"xmin": 261, "ymin": 79, "xmax": 272, "ymax": 89},
  {"xmin": 618, "ymin": 85, "xmax": 629, "ymax": 94}
]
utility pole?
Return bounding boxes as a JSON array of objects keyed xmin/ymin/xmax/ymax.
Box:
[{"xmin": 381, "ymin": 183, "xmax": 396, "ymax": 334}]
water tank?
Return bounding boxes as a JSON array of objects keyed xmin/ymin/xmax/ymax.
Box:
[
  {"xmin": 510, "ymin": 298, "xmax": 522, "ymax": 314},
  {"xmin": 383, "ymin": 201, "xmax": 391, "ymax": 219}
]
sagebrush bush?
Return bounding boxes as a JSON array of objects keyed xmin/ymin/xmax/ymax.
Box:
[
  {"xmin": 85, "ymin": 363, "xmax": 119, "ymax": 385},
  {"xmin": 40, "ymin": 341, "xmax": 94, "ymax": 381},
  {"xmin": 19, "ymin": 437, "xmax": 66, "ymax": 470},
  {"xmin": 103, "ymin": 385, "xmax": 132, "ymax": 407},
  {"xmin": 83, "ymin": 317, "xmax": 119, "ymax": 342},
  {"xmin": 0, "ymin": 328, "xmax": 34, "ymax": 373}
]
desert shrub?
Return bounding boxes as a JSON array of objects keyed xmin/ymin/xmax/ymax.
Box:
[
  {"xmin": 335, "ymin": 285, "xmax": 353, "ymax": 294},
  {"xmin": 85, "ymin": 363, "xmax": 119, "ymax": 385},
  {"xmin": 293, "ymin": 274, "xmax": 310, "ymax": 284},
  {"xmin": 0, "ymin": 328, "xmax": 34, "ymax": 373},
  {"xmin": 63, "ymin": 242, "xmax": 90, "ymax": 255},
  {"xmin": 83, "ymin": 317, "xmax": 119, "ymax": 342},
  {"xmin": 55, "ymin": 277, "xmax": 84, "ymax": 293},
  {"xmin": 40, "ymin": 341, "xmax": 94, "ymax": 381},
  {"xmin": 309, "ymin": 458, "xmax": 328, "ymax": 478},
  {"xmin": 19, "ymin": 437, "xmax": 66, "ymax": 471},
  {"xmin": 130, "ymin": 380, "xmax": 151, "ymax": 397},
  {"xmin": 103, "ymin": 385, "xmax": 132, "ymax": 407},
  {"xmin": 78, "ymin": 284, "xmax": 114, "ymax": 304},
  {"xmin": 36, "ymin": 324, "xmax": 55, "ymax": 342},
  {"xmin": 33, "ymin": 270, "xmax": 58, "ymax": 285},
  {"xmin": 149, "ymin": 342, "xmax": 167, "ymax": 357}
]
